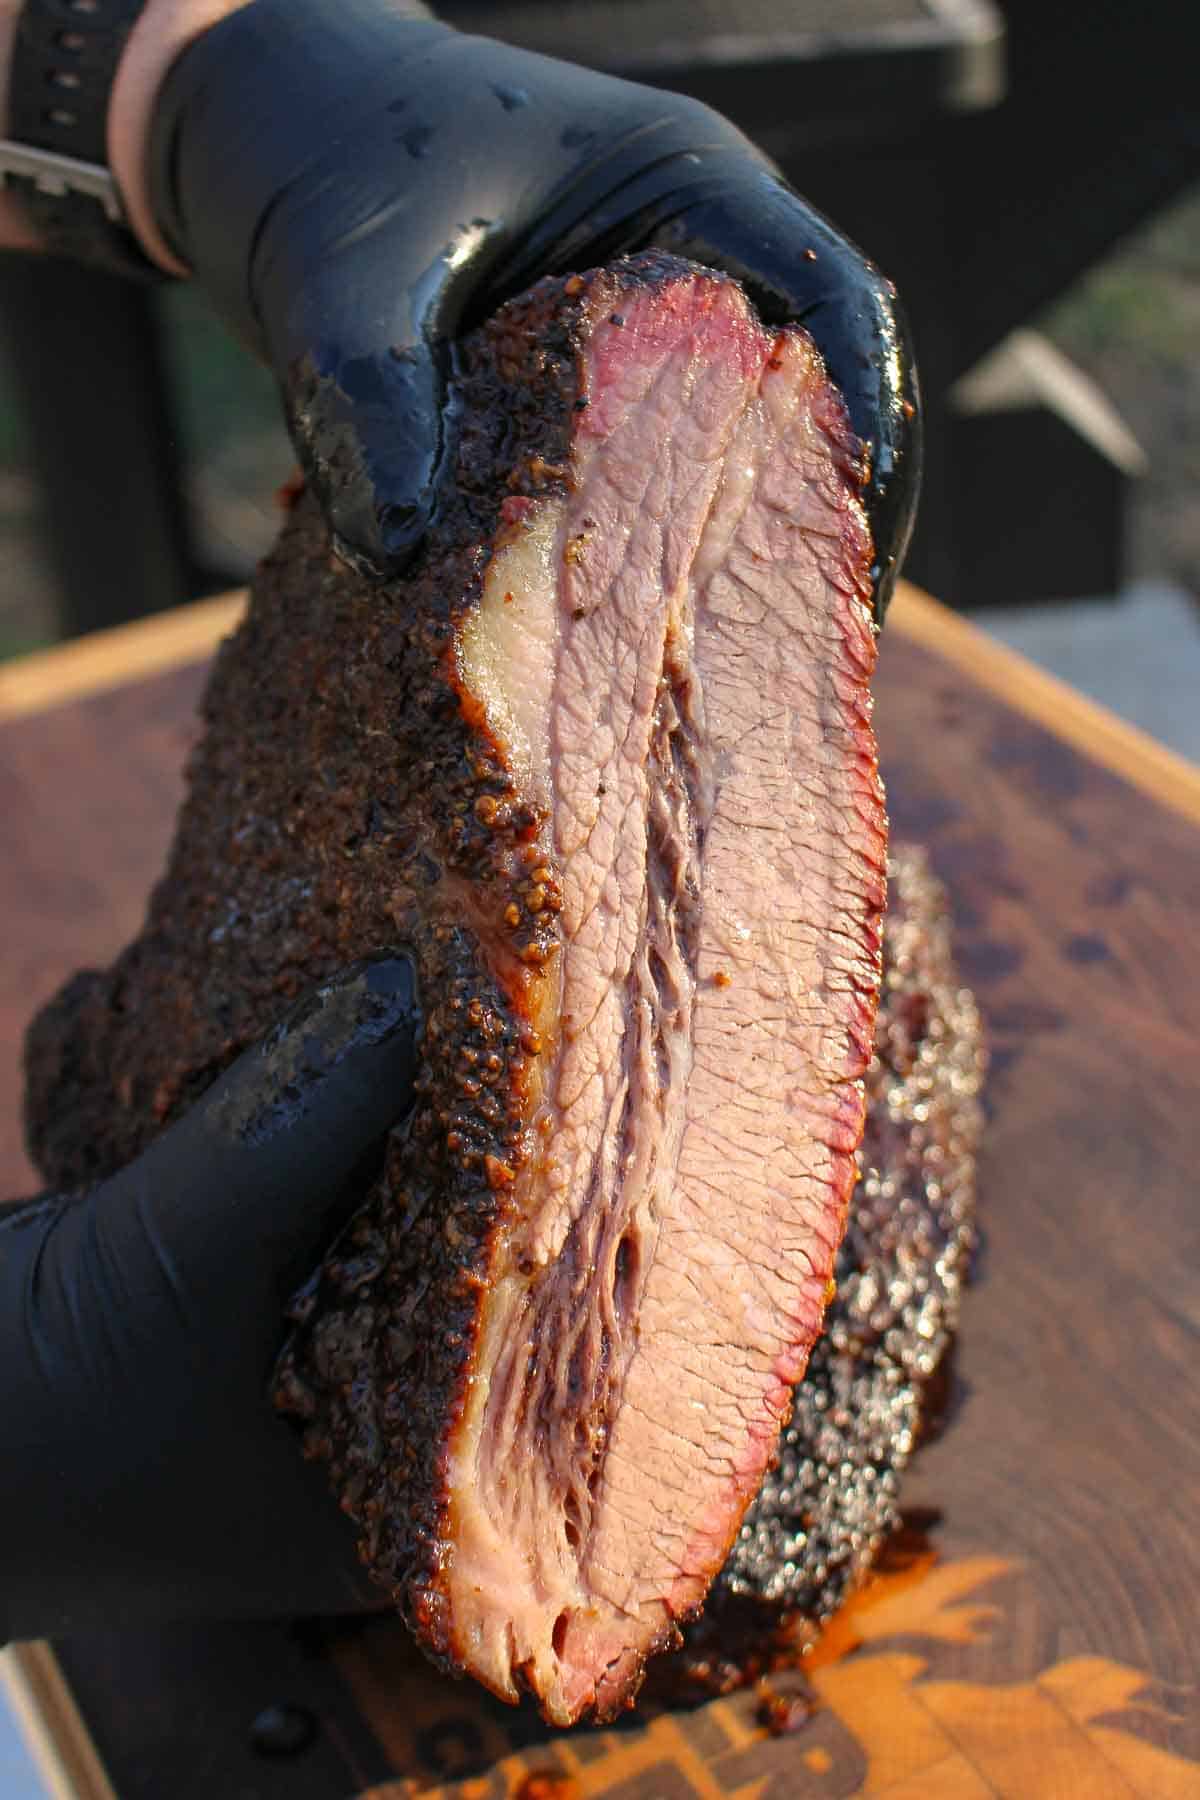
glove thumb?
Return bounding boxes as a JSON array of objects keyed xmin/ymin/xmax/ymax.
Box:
[{"xmin": 100, "ymin": 955, "xmax": 422, "ymax": 1323}]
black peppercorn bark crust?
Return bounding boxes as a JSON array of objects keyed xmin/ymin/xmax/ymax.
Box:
[
  {"xmin": 25, "ymin": 263, "xmax": 594, "ymax": 1652},
  {"xmin": 24, "ymin": 252, "xmax": 887, "ymax": 1723}
]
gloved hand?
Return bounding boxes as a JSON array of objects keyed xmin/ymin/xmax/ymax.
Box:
[
  {"xmin": 0, "ymin": 957, "xmax": 420, "ymax": 1643},
  {"xmin": 146, "ymin": 0, "xmax": 919, "ymax": 612}
]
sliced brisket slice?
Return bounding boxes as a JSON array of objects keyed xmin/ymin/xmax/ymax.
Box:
[
  {"xmin": 24, "ymin": 254, "xmax": 886, "ymax": 1724},
  {"xmin": 658, "ymin": 846, "xmax": 985, "ymax": 1701}
]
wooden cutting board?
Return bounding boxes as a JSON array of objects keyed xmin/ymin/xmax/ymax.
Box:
[{"xmin": 2, "ymin": 585, "xmax": 1198, "ymax": 1800}]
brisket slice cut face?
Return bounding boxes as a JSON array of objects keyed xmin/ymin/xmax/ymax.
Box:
[
  {"xmin": 24, "ymin": 254, "xmax": 886, "ymax": 1725},
  {"xmin": 658, "ymin": 846, "xmax": 985, "ymax": 1702}
]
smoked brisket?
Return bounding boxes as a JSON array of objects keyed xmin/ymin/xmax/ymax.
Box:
[{"xmin": 25, "ymin": 255, "xmax": 889, "ymax": 1723}]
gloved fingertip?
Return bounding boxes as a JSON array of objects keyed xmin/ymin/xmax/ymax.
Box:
[
  {"xmin": 281, "ymin": 332, "xmax": 445, "ymax": 576},
  {"xmin": 362, "ymin": 954, "xmax": 419, "ymax": 1003},
  {"xmin": 328, "ymin": 493, "xmax": 435, "ymax": 579},
  {"xmin": 195, "ymin": 954, "xmax": 423, "ymax": 1173},
  {"xmin": 258, "ymin": 953, "xmax": 423, "ymax": 1076},
  {"xmin": 378, "ymin": 494, "xmax": 438, "ymax": 566},
  {"xmin": 102, "ymin": 958, "xmax": 423, "ymax": 1312},
  {"xmin": 871, "ymin": 557, "xmax": 900, "ymax": 626}
]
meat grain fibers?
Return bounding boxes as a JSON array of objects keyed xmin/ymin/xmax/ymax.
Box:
[
  {"xmin": 25, "ymin": 254, "xmax": 886, "ymax": 1724},
  {"xmin": 664, "ymin": 845, "xmax": 985, "ymax": 1697}
]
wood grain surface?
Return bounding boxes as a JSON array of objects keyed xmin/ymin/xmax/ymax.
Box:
[{"xmin": 2, "ymin": 592, "xmax": 1199, "ymax": 1798}]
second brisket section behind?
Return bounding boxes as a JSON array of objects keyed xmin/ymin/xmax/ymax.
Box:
[{"xmin": 25, "ymin": 256, "xmax": 886, "ymax": 1723}]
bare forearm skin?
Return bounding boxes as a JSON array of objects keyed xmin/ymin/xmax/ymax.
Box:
[{"xmin": 0, "ymin": 0, "xmax": 252, "ymax": 264}]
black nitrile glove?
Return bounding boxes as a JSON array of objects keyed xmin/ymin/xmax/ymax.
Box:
[
  {"xmin": 147, "ymin": 0, "xmax": 919, "ymax": 613},
  {"xmin": 0, "ymin": 957, "xmax": 421, "ymax": 1644}
]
